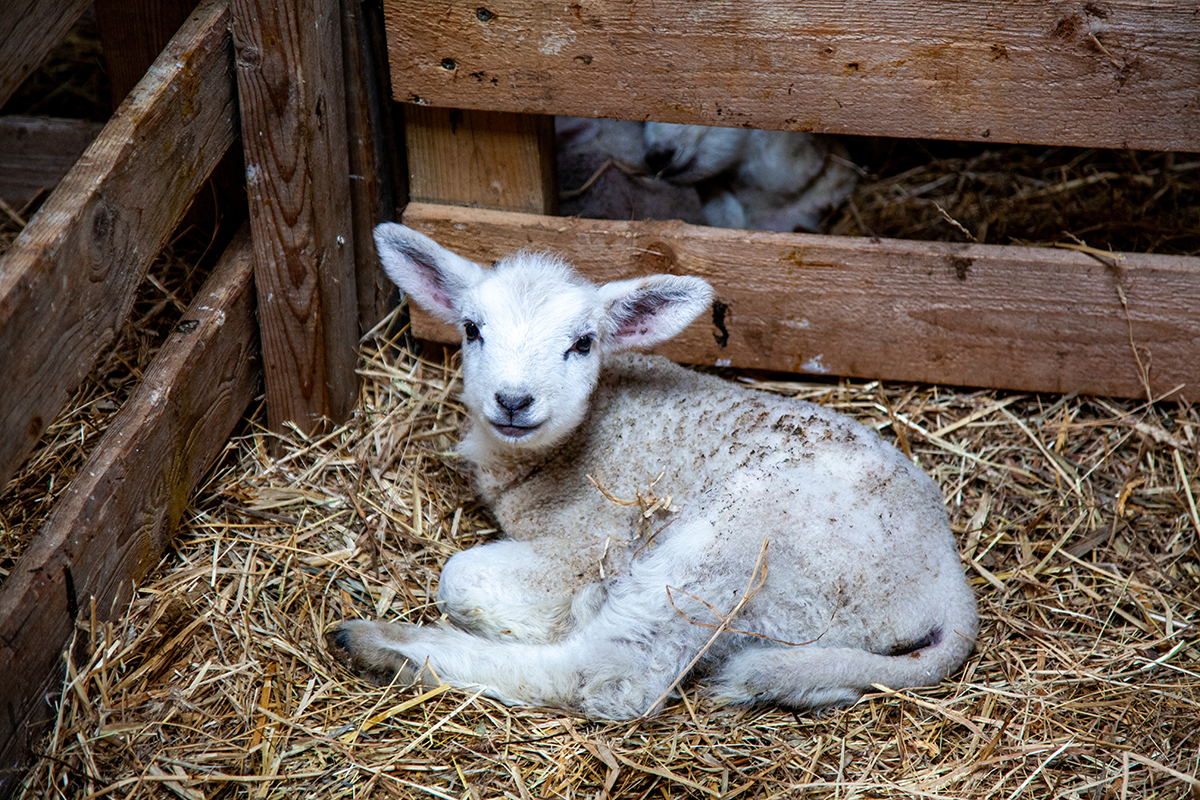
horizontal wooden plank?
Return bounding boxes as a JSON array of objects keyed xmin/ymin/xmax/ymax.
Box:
[
  {"xmin": 401, "ymin": 202, "xmax": 1200, "ymax": 401},
  {"xmin": 0, "ymin": 0, "xmax": 237, "ymax": 491},
  {"xmin": 0, "ymin": 0, "xmax": 91, "ymax": 109},
  {"xmin": 381, "ymin": 0, "xmax": 1200, "ymax": 152},
  {"xmin": 0, "ymin": 116, "xmax": 104, "ymax": 209},
  {"xmin": 0, "ymin": 225, "xmax": 259, "ymax": 796}
]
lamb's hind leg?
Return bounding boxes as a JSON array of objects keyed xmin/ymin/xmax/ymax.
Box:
[{"xmin": 710, "ymin": 621, "xmax": 975, "ymax": 711}]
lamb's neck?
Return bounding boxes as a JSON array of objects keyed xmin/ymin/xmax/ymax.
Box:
[{"xmin": 457, "ymin": 425, "xmax": 574, "ymax": 505}]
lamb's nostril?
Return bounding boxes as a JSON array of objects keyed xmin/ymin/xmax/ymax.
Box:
[
  {"xmin": 644, "ymin": 147, "xmax": 676, "ymax": 176},
  {"xmin": 495, "ymin": 392, "xmax": 534, "ymax": 413}
]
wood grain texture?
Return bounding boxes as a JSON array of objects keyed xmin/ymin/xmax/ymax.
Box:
[
  {"xmin": 0, "ymin": 0, "xmax": 237, "ymax": 492},
  {"xmin": 402, "ymin": 203, "xmax": 1200, "ymax": 401},
  {"xmin": 382, "ymin": 0, "xmax": 1200, "ymax": 152},
  {"xmin": 94, "ymin": 0, "xmax": 199, "ymax": 103},
  {"xmin": 343, "ymin": 0, "xmax": 401, "ymax": 332},
  {"xmin": 0, "ymin": 225, "xmax": 260, "ymax": 797},
  {"xmin": 232, "ymin": 0, "xmax": 360, "ymax": 436},
  {"xmin": 0, "ymin": 116, "xmax": 103, "ymax": 208},
  {"xmin": 405, "ymin": 105, "xmax": 557, "ymax": 214},
  {"xmin": 0, "ymin": 0, "xmax": 91, "ymax": 109}
]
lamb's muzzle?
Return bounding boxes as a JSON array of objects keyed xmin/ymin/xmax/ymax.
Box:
[{"xmin": 326, "ymin": 222, "xmax": 979, "ymax": 720}]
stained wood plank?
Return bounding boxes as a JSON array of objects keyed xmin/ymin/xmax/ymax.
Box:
[
  {"xmin": 401, "ymin": 203, "xmax": 1200, "ymax": 401},
  {"xmin": 382, "ymin": 0, "xmax": 1200, "ymax": 152},
  {"xmin": 0, "ymin": 0, "xmax": 237, "ymax": 492},
  {"xmin": 232, "ymin": 0, "xmax": 360, "ymax": 436},
  {"xmin": 94, "ymin": 0, "xmax": 199, "ymax": 104},
  {"xmin": 406, "ymin": 106, "xmax": 557, "ymax": 214},
  {"xmin": 0, "ymin": 116, "xmax": 103, "ymax": 209},
  {"xmin": 0, "ymin": 225, "xmax": 260, "ymax": 797},
  {"xmin": 0, "ymin": 0, "xmax": 91, "ymax": 109},
  {"xmin": 343, "ymin": 0, "xmax": 401, "ymax": 332}
]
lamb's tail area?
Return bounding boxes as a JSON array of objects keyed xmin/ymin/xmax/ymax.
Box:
[{"xmin": 709, "ymin": 619, "xmax": 977, "ymax": 711}]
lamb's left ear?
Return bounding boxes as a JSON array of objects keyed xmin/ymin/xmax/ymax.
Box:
[{"xmin": 598, "ymin": 275, "xmax": 714, "ymax": 350}]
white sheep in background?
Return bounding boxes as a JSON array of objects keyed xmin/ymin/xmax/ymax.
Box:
[
  {"xmin": 643, "ymin": 122, "xmax": 860, "ymax": 233},
  {"xmin": 326, "ymin": 224, "xmax": 978, "ymax": 721},
  {"xmin": 556, "ymin": 117, "xmax": 858, "ymax": 233},
  {"xmin": 555, "ymin": 116, "xmax": 706, "ymax": 224}
]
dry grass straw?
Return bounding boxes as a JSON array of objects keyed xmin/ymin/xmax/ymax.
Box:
[
  {"xmin": 11, "ymin": 310, "xmax": 1199, "ymax": 799},
  {"xmin": 0, "ymin": 223, "xmax": 223, "ymax": 583},
  {"xmin": 830, "ymin": 140, "xmax": 1200, "ymax": 256},
  {"xmin": 4, "ymin": 33, "xmax": 1199, "ymax": 792}
]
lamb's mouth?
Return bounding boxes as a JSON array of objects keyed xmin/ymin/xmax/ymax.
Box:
[{"xmin": 491, "ymin": 421, "xmax": 542, "ymax": 439}]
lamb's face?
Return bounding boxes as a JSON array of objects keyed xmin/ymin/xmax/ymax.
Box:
[
  {"xmin": 456, "ymin": 256, "xmax": 606, "ymax": 451},
  {"xmin": 644, "ymin": 122, "xmax": 749, "ymax": 183},
  {"xmin": 372, "ymin": 222, "xmax": 714, "ymax": 457}
]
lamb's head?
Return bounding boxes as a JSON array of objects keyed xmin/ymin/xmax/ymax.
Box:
[
  {"xmin": 374, "ymin": 223, "xmax": 713, "ymax": 453},
  {"xmin": 643, "ymin": 122, "xmax": 749, "ymax": 183}
]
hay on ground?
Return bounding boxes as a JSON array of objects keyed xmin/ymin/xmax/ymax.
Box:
[{"xmin": 11, "ymin": 314, "xmax": 1198, "ymax": 799}]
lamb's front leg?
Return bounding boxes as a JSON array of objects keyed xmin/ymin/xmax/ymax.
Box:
[
  {"xmin": 437, "ymin": 539, "xmax": 606, "ymax": 643},
  {"xmin": 327, "ymin": 586, "xmax": 701, "ymax": 720},
  {"xmin": 328, "ymin": 617, "xmax": 698, "ymax": 719},
  {"xmin": 327, "ymin": 619, "xmax": 589, "ymax": 710}
]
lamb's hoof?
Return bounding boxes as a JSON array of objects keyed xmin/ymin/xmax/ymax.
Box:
[{"xmin": 325, "ymin": 620, "xmax": 422, "ymax": 687}]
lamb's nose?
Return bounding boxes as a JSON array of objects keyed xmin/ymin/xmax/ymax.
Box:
[
  {"xmin": 495, "ymin": 392, "xmax": 534, "ymax": 413},
  {"xmin": 644, "ymin": 146, "xmax": 676, "ymax": 176}
]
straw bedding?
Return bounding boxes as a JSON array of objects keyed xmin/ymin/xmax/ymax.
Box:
[
  {"xmin": 3, "ymin": 29, "xmax": 1199, "ymax": 794},
  {"xmin": 8, "ymin": 309, "xmax": 1198, "ymax": 798}
]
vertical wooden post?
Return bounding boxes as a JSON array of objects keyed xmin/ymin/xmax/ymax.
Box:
[
  {"xmin": 404, "ymin": 106, "xmax": 557, "ymax": 215},
  {"xmin": 231, "ymin": 0, "xmax": 360, "ymax": 435},
  {"xmin": 94, "ymin": 0, "xmax": 199, "ymax": 104},
  {"xmin": 342, "ymin": 0, "xmax": 401, "ymax": 333}
]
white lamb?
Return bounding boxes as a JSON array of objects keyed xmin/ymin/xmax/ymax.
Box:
[
  {"xmin": 326, "ymin": 223, "xmax": 979, "ymax": 721},
  {"xmin": 643, "ymin": 122, "xmax": 859, "ymax": 233}
]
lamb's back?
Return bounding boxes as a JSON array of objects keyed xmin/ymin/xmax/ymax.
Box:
[{"xmin": 491, "ymin": 354, "xmax": 939, "ymax": 552}]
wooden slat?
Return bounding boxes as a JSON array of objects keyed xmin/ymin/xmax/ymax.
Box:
[
  {"xmin": 405, "ymin": 106, "xmax": 557, "ymax": 214},
  {"xmin": 401, "ymin": 203, "xmax": 1200, "ymax": 401},
  {"xmin": 342, "ymin": 0, "xmax": 401, "ymax": 332},
  {"xmin": 0, "ymin": 0, "xmax": 91, "ymax": 109},
  {"xmin": 0, "ymin": 116, "xmax": 103, "ymax": 209},
  {"xmin": 0, "ymin": 0, "xmax": 237, "ymax": 492},
  {"xmin": 0, "ymin": 225, "xmax": 260, "ymax": 796},
  {"xmin": 94, "ymin": 0, "xmax": 199, "ymax": 104},
  {"xmin": 232, "ymin": 0, "xmax": 360, "ymax": 436},
  {"xmin": 382, "ymin": 0, "xmax": 1200, "ymax": 153}
]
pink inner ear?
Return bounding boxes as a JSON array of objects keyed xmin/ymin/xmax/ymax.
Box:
[
  {"xmin": 614, "ymin": 320, "xmax": 653, "ymax": 341},
  {"xmin": 611, "ymin": 294, "xmax": 666, "ymax": 341}
]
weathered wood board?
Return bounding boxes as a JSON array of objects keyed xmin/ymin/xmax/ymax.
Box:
[
  {"xmin": 381, "ymin": 0, "xmax": 1200, "ymax": 153},
  {"xmin": 0, "ymin": 116, "xmax": 103, "ymax": 209},
  {"xmin": 0, "ymin": 0, "xmax": 238, "ymax": 492},
  {"xmin": 0, "ymin": 0, "xmax": 91, "ymax": 110},
  {"xmin": 0, "ymin": 225, "xmax": 260, "ymax": 797},
  {"xmin": 402, "ymin": 203, "xmax": 1200, "ymax": 401},
  {"xmin": 405, "ymin": 105, "xmax": 557, "ymax": 214},
  {"xmin": 94, "ymin": 0, "xmax": 200, "ymax": 104},
  {"xmin": 232, "ymin": 0, "xmax": 360, "ymax": 436},
  {"xmin": 343, "ymin": 0, "xmax": 402, "ymax": 332}
]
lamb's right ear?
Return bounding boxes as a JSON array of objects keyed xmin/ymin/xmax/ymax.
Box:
[{"xmin": 373, "ymin": 223, "xmax": 485, "ymax": 322}]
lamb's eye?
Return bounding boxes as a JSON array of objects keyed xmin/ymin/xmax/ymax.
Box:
[
  {"xmin": 463, "ymin": 320, "xmax": 481, "ymax": 342},
  {"xmin": 569, "ymin": 334, "xmax": 593, "ymax": 357}
]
